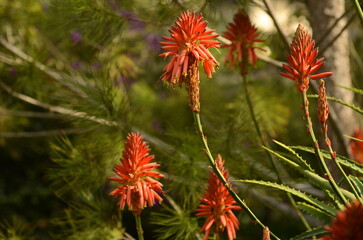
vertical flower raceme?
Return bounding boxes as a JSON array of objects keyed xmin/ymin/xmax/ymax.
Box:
[
  {"xmin": 319, "ymin": 200, "xmax": 363, "ymax": 240},
  {"xmin": 350, "ymin": 128, "xmax": 363, "ymax": 165},
  {"xmin": 280, "ymin": 24, "xmax": 332, "ymax": 92},
  {"xmin": 317, "ymin": 79, "xmax": 329, "ymax": 124},
  {"xmin": 160, "ymin": 11, "xmax": 220, "ymax": 112},
  {"xmin": 109, "ymin": 132, "xmax": 164, "ymax": 215},
  {"xmin": 222, "ymin": 10, "xmax": 264, "ymax": 75},
  {"xmin": 196, "ymin": 155, "xmax": 241, "ymax": 240}
]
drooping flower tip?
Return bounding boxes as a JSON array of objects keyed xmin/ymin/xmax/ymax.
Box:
[
  {"xmin": 280, "ymin": 24, "xmax": 332, "ymax": 92},
  {"xmin": 159, "ymin": 11, "xmax": 220, "ymax": 86},
  {"xmin": 222, "ymin": 9, "xmax": 264, "ymax": 74},
  {"xmin": 350, "ymin": 127, "xmax": 363, "ymax": 165},
  {"xmin": 317, "ymin": 79, "xmax": 329, "ymax": 124},
  {"xmin": 196, "ymin": 154, "xmax": 241, "ymax": 240},
  {"xmin": 108, "ymin": 132, "xmax": 164, "ymax": 215},
  {"xmin": 319, "ymin": 200, "xmax": 363, "ymax": 240}
]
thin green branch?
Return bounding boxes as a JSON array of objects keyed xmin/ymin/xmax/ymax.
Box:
[
  {"xmin": 316, "ymin": 6, "xmax": 354, "ymax": 47},
  {"xmin": 193, "ymin": 112, "xmax": 280, "ymax": 240},
  {"xmin": 301, "ymin": 91, "xmax": 347, "ymax": 205},
  {"xmin": 242, "ymin": 75, "xmax": 312, "ymax": 230},
  {"xmin": 262, "ymin": 0, "xmax": 290, "ymax": 48},
  {"xmin": 320, "ymin": 14, "xmax": 356, "ymax": 55},
  {"xmin": 0, "ymin": 82, "xmax": 117, "ymax": 127},
  {"xmin": 321, "ymin": 122, "xmax": 362, "ymax": 201},
  {"xmin": 353, "ymin": 0, "xmax": 363, "ymax": 24},
  {"xmin": 0, "ymin": 128, "xmax": 86, "ymax": 138}
]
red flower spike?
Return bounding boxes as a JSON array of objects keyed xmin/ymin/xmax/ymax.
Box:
[
  {"xmin": 160, "ymin": 11, "xmax": 220, "ymax": 86},
  {"xmin": 196, "ymin": 155, "xmax": 241, "ymax": 240},
  {"xmin": 109, "ymin": 133, "xmax": 164, "ymax": 215},
  {"xmin": 350, "ymin": 127, "xmax": 363, "ymax": 165},
  {"xmin": 222, "ymin": 10, "xmax": 264, "ymax": 75},
  {"xmin": 160, "ymin": 11, "xmax": 219, "ymax": 113},
  {"xmin": 280, "ymin": 24, "xmax": 332, "ymax": 92},
  {"xmin": 319, "ymin": 200, "xmax": 363, "ymax": 240}
]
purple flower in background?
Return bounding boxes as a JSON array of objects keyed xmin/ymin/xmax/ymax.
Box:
[
  {"xmin": 115, "ymin": 76, "xmax": 134, "ymax": 86},
  {"xmin": 119, "ymin": 10, "xmax": 145, "ymax": 30},
  {"xmin": 92, "ymin": 62, "xmax": 101, "ymax": 70},
  {"xmin": 71, "ymin": 30, "xmax": 82, "ymax": 43},
  {"xmin": 146, "ymin": 34, "xmax": 161, "ymax": 53},
  {"xmin": 8, "ymin": 67, "xmax": 17, "ymax": 77},
  {"xmin": 71, "ymin": 61, "xmax": 83, "ymax": 69}
]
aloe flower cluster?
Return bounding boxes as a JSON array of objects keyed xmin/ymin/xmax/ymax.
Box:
[
  {"xmin": 160, "ymin": 11, "xmax": 220, "ymax": 112},
  {"xmin": 280, "ymin": 24, "xmax": 332, "ymax": 92},
  {"xmin": 109, "ymin": 133, "xmax": 164, "ymax": 215}
]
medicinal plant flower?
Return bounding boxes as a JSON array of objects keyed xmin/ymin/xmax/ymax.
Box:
[
  {"xmin": 196, "ymin": 155, "xmax": 241, "ymax": 240},
  {"xmin": 222, "ymin": 9, "xmax": 263, "ymax": 75},
  {"xmin": 109, "ymin": 132, "xmax": 164, "ymax": 215},
  {"xmin": 280, "ymin": 24, "xmax": 332, "ymax": 92},
  {"xmin": 160, "ymin": 11, "xmax": 220, "ymax": 112},
  {"xmin": 319, "ymin": 200, "xmax": 363, "ymax": 240}
]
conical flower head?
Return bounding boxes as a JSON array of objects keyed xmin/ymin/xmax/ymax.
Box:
[
  {"xmin": 160, "ymin": 11, "xmax": 220, "ymax": 85},
  {"xmin": 196, "ymin": 155, "xmax": 241, "ymax": 240},
  {"xmin": 280, "ymin": 24, "xmax": 332, "ymax": 92},
  {"xmin": 319, "ymin": 200, "xmax": 363, "ymax": 240},
  {"xmin": 222, "ymin": 10, "xmax": 264, "ymax": 75},
  {"xmin": 109, "ymin": 132, "xmax": 164, "ymax": 215}
]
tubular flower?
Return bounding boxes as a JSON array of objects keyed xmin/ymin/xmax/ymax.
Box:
[
  {"xmin": 280, "ymin": 24, "xmax": 332, "ymax": 92},
  {"xmin": 160, "ymin": 11, "xmax": 220, "ymax": 112},
  {"xmin": 222, "ymin": 10, "xmax": 264, "ymax": 75},
  {"xmin": 350, "ymin": 127, "xmax": 363, "ymax": 165},
  {"xmin": 196, "ymin": 155, "xmax": 241, "ymax": 240},
  {"xmin": 317, "ymin": 79, "xmax": 329, "ymax": 124},
  {"xmin": 109, "ymin": 132, "xmax": 164, "ymax": 215},
  {"xmin": 319, "ymin": 200, "xmax": 363, "ymax": 240}
]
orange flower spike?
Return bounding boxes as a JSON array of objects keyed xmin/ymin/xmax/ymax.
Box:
[
  {"xmin": 281, "ymin": 24, "xmax": 332, "ymax": 92},
  {"xmin": 196, "ymin": 155, "xmax": 241, "ymax": 240},
  {"xmin": 222, "ymin": 10, "xmax": 264, "ymax": 75},
  {"xmin": 319, "ymin": 200, "xmax": 363, "ymax": 240},
  {"xmin": 109, "ymin": 133, "xmax": 164, "ymax": 215},
  {"xmin": 317, "ymin": 79, "xmax": 329, "ymax": 124},
  {"xmin": 160, "ymin": 11, "xmax": 220, "ymax": 86}
]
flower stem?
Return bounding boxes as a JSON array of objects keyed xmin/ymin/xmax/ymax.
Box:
[
  {"xmin": 134, "ymin": 213, "xmax": 144, "ymax": 240},
  {"xmin": 322, "ymin": 123, "xmax": 362, "ymax": 200},
  {"xmin": 242, "ymin": 75, "xmax": 312, "ymax": 230},
  {"xmin": 193, "ymin": 112, "xmax": 280, "ymax": 240},
  {"xmin": 353, "ymin": 0, "xmax": 363, "ymax": 25},
  {"xmin": 301, "ymin": 91, "xmax": 347, "ymax": 205}
]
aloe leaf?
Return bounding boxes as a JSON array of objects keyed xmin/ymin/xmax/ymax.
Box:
[
  {"xmin": 236, "ymin": 179, "xmax": 337, "ymax": 216},
  {"xmin": 308, "ymin": 94, "xmax": 363, "ymax": 114},
  {"xmin": 296, "ymin": 202, "xmax": 332, "ymax": 223},
  {"xmin": 263, "ymin": 146, "xmax": 355, "ymax": 200},
  {"xmin": 291, "ymin": 227, "xmax": 327, "ymax": 240},
  {"xmin": 349, "ymin": 175, "xmax": 363, "ymax": 197},
  {"xmin": 292, "ymin": 145, "xmax": 363, "ymax": 175},
  {"xmin": 273, "ymin": 140, "xmax": 313, "ymax": 171}
]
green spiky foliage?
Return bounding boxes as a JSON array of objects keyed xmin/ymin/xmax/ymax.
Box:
[{"xmin": 1, "ymin": 0, "xmax": 363, "ymax": 239}]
